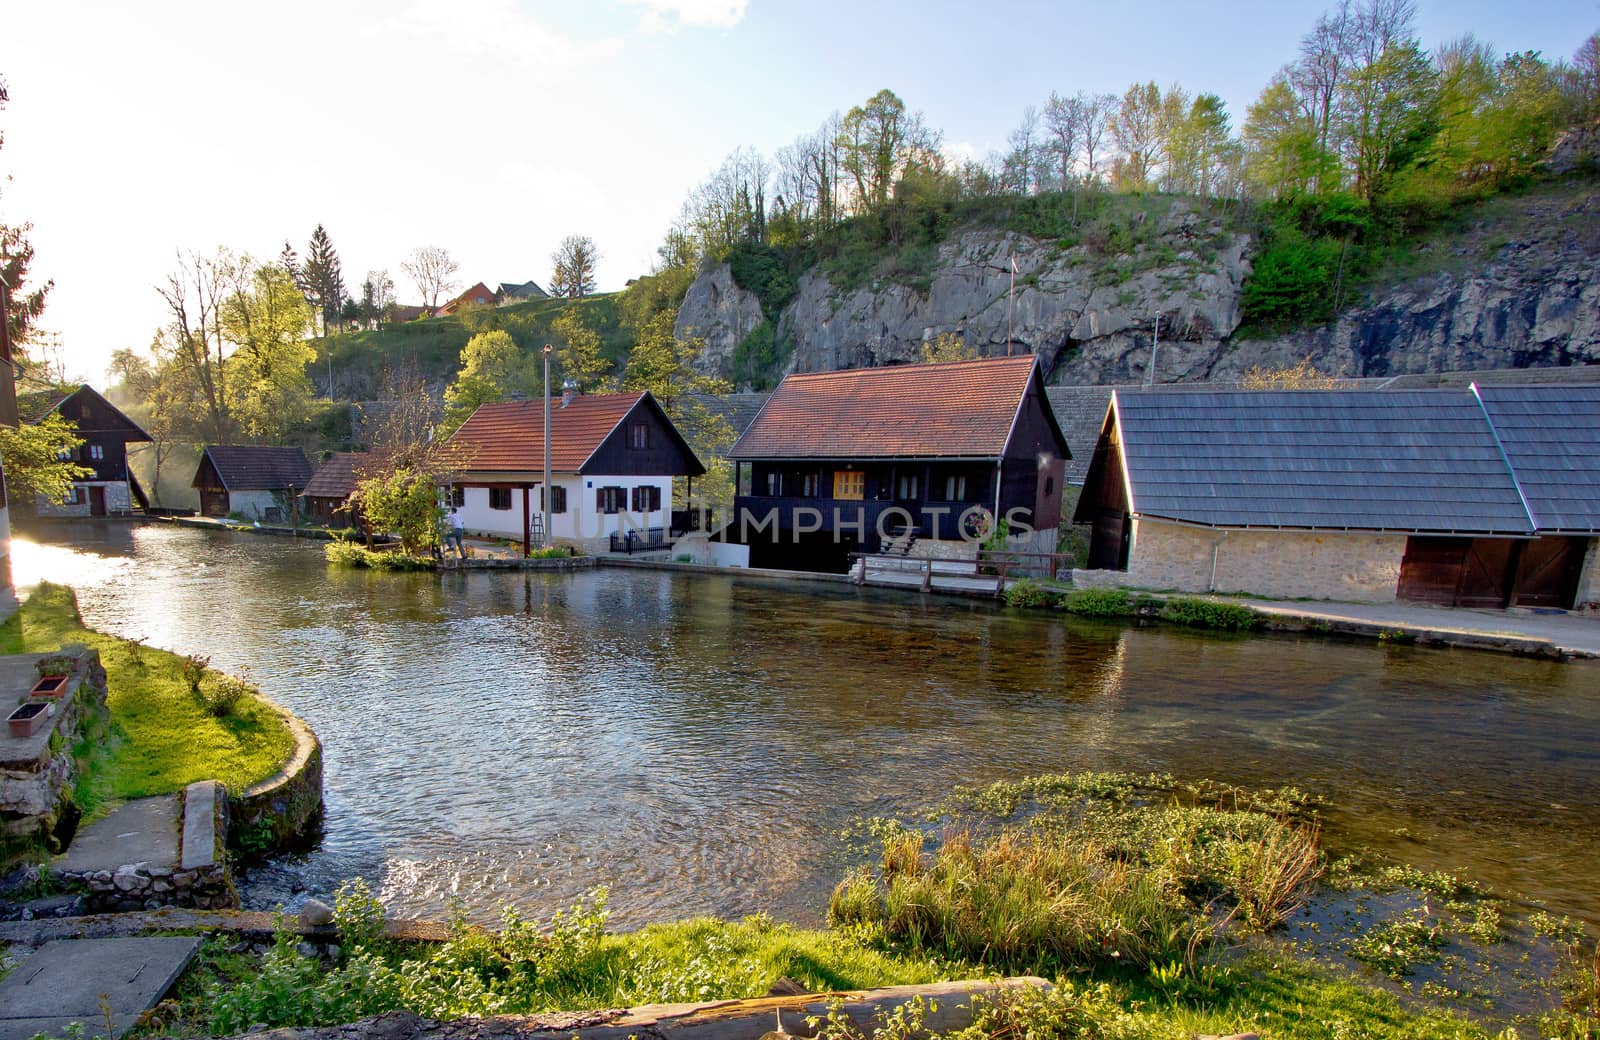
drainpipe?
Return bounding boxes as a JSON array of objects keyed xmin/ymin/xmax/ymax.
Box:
[{"xmin": 1208, "ymin": 530, "xmax": 1228, "ymax": 592}]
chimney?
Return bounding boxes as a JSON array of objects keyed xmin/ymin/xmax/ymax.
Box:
[{"xmin": 560, "ymin": 379, "xmax": 579, "ymax": 408}]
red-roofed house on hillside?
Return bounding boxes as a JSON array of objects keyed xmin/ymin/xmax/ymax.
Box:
[
  {"xmin": 726, "ymin": 356, "xmax": 1070, "ymax": 572},
  {"xmin": 440, "ymin": 390, "xmax": 704, "ymax": 551},
  {"xmin": 434, "ymin": 282, "xmax": 498, "ymax": 317},
  {"xmin": 192, "ymin": 445, "xmax": 315, "ymax": 521}
]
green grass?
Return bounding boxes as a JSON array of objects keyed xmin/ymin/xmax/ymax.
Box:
[{"xmin": 16, "ymin": 582, "xmax": 295, "ymax": 810}]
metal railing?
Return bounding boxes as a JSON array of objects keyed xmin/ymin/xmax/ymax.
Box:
[
  {"xmin": 609, "ymin": 527, "xmax": 679, "ymax": 554},
  {"xmin": 848, "ymin": 553, "xmax": 1023, "ymax": 598}
]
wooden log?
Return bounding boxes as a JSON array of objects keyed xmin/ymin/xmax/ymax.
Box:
[{"xmin": 227, "ymin": 977, "xmax": 1052, "ymax": 1040}]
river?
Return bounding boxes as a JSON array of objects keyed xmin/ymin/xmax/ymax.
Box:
[{"xmin": 12, "ymin": 522, "xmax": 1600, "ymax": 929}]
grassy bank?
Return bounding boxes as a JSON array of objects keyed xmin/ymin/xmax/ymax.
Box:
[
  {"xmin": 5, "ymin": 582, "xmax": 295, "ymax": 814},
  {"xmin": 144, "ymin": 772, "xmax": 1597, "ymax": 1039}
]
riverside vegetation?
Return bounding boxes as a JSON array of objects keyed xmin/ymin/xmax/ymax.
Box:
[
  {"xmin": 134, "ymin": 773, "xmax": 1598, "ymax": 1040},
  {"xmin": 1003, "ymin": 581, "xmax": 1261, "ymax": 632},
  {"xmin": 0, "ymin": 583, "xmax": 293, "ymax": 826}
]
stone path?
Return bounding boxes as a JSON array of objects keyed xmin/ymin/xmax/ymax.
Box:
[
  {"xmin": 0, "ymin": 936, "xmax": 200, "ymax": 1040},
  {"xmin": 1239, "ymin": 598, "xmax": 1600, "ymax": 658},
  {"xmin": 57, "ymin": 797, "xmax": 180, "ymax": 877}
]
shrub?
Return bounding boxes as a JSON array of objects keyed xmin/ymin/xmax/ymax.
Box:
[
  {"xmin": 1159, "ymin": 597, "xmax": 1259, "ymax": 631},
  {"xmin": 324, "ymin": 541, "xmax": 435, "ymax": 571},
  {"xmin": 1060, "ymin": 588, "xmax": 1135, "ymax": 617},
  {"xmin": 35, "ymin": 654, "xmax": 75, "ymax": 677},
  {"xmin": 179, "ymin": 653, "xmax": 211, "ymax": 694},
  {"xmin": 1004, "ymin": 579, "xmax": 1060, "ymax": 610},
  {"xmin": 198, "ymin": 673, "xmax": 254, "ymax": 718}
]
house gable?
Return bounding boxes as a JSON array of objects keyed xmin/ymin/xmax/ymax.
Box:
[{"xmin": 579, "ymin": 394, "xmax": 706, "ymax": 477}]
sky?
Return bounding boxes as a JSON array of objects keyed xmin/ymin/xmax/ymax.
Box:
[{"xmin": 2, "ymin": 0, "xmax": 1596, "ymax": 384}]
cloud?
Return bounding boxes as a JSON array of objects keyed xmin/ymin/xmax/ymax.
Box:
[
  {"xmin": 382, "ymin": 0, "xmax": 624, "ymax": 70},
  {"xmin": 622, "ymin": 0, "xmax": 748, "ymax": 32}
]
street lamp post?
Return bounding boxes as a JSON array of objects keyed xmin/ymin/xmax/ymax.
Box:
[{"xmin": 542, "ymin": 344, "xmax": 553, "ymax": 549}]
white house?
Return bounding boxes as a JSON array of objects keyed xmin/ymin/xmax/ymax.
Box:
[{"xmin": 440, "ymin": 390, "xmax": 705, "ymax": 552}]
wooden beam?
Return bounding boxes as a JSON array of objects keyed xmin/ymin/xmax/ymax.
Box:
[{"xmin": 522, "ymin": 484, "xmax": 532, "ymax": 558}]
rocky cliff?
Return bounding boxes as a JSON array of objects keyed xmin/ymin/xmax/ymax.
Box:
[{"xmin": 675, "ymin": 178, "xmax": 1600, "ymax": 387}]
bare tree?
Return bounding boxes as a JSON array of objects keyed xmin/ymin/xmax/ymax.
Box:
[
  {"xmin": 155, "ymin": 248, "xmax": 237, "ymax": 444},
  {"xmin": 1043, "ymin": 92, "xmax": 1083, "ymax": 191},
  {"xmin": 1080, "ymin": 92, "xmax": 1116, "ymax": 187},
  {"xmin": 402, "ymin": 246, "xmax": 459, "ymax": 310},
  {"xmin": 549, "ymin": 235, "xmax": 599, "ymax": 299}
]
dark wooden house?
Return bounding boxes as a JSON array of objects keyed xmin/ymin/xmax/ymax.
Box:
[
  {"xmin": 23, "ymin": 385, "xmax": 152, "ymax": 517},
  {"xmin": 725, "ymin": 356, "xmax": 1071, "ymax": 572},
  {"xmin": 192, "ymin": 445, "xmax": 315, "ymax": 521},
  {"xmin": 1073, "ymin": 385, "xmax": 1600, "ymax": 609},
  {"xmin": 302, "ymin": 451, "xmax": 379, "ymax": 527}
]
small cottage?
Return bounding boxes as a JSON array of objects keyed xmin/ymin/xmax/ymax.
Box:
[
  {"xmin": 440, "ymin": 390, "xmax": 704, "ymax": 551},
  {"xmin": 23, "ymin": 385, "xmax": 152, "ymax": 517},
  {"xmin": 1073, "ymin": 386, "xmax": 1600, "ymax": 608},
  {"xmin": 192, "ymin": 445, "xmax": 315, "ymax": 522},
  {"xmin": 302, "ymin": 451, "xmax": 379, "ymax": 527},
  {"xmin": 725, "ymin": 356, "xmax": 1071, "ymax": 572}
]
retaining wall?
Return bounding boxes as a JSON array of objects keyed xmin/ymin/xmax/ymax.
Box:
[{"xmin": 229, "ymin": 700, "xmax": 324, "ymax": 856}]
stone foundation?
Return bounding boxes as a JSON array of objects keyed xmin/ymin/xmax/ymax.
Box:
[
  {"xmin": 1, "ymin": 646, "xmax": 108, "ymax": 847},
  {"xmin": 1126, "ymin": 519, "xmax": 1405, "ymax": 603},
  {"xmin": 1576, "ymin": 538, "xmax": 1600, "ymax": 611},
  {"xmin": 229, "ymin": 702, "xmax": 324, "ymax": 856}
]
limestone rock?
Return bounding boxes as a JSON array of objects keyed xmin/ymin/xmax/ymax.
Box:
[
  {"xmin": 298, "ymin": 898, "xmax": 335, "ymax": 928},
  {"xmin": 674, "ymin": 262, "xmax": 768, "ymax": 378}
]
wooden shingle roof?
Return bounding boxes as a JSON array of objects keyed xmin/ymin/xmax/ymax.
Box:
[
  {"xmin": 1103, "ymin": 390, "xmax": 1536, "ymax": 535},
  {"xmin": 1475, "ymin": 384, "xmax": 1600, "ymax": 534},
  {"xmin": 196, "ymin": 445, "xmax": 314, "ymax": 491},
  {"xmin": 441, "ymin": 392, "xmax": 648, "ymax": 474},
  {"xmin": 729, "ymin": 356, "xmax": 1043, "ymax": 461}
]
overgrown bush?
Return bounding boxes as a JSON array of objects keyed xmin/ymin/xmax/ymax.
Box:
[
  {"xmin": 198, "ymin": 673, "xmax": 254, "ymax": 718},
  {"xmin": 1159, "ymin": 597, "xmax": 1260, "ymax": 631},
  {"xmin": 1003, "ymin": 579, "xmax": 1061, "ymax": 609},
  {"xmin": 727, "ymin": 242, "xmax": 798, "ymax": 318},
  {"xmin": 1060, "ymin": 588, "xmax": 1136, "ymax": 617},
  {"xmin": 324, "ymin": 541, "xmax": 435, "ymax": 571}
]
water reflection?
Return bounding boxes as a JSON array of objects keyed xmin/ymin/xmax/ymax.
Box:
[{"xmin": 13, "ymin": 525, "xmax": 1600, "ymax": 928}]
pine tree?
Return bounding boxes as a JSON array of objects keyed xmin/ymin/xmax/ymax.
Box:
[{"xmin": 301, "ymin": 225, "xmax": 346, "ymax": 334}]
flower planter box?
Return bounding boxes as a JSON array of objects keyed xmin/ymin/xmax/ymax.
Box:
[
  {"xmin": 7, "ymin": 701, "xmax": 52, "ymax": 738},
  {"xmin": 28, "ymin": 674, "xmax": 71, "ymax": 698}
]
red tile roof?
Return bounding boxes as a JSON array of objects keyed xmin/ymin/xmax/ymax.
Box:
[
  {"xmin": 441, "ymin": 393, "xmax": 645, "ymax": 473},
  {"xmin": 729, "ymin": 356, "xmax": 1042, "ymax": 460}
]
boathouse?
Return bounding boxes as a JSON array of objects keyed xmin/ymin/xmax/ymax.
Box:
[
  {"xmin": 440, "ymin": 390, "xmax": 704, "ymax": 551},
  {"xmin": 192, "ymin": 445, "xmax": 315, "ymax": 522},
  {"xmin": 23, "ymin": 385, "xmax": 151, "ymax": 518},
  {"xmin": 1073, "ymin": 385, "xmax": 1600, "ymax": 608},
  {"xmin": 725, "ymin": 356, "xmax": 1071, "ymax": 572}
]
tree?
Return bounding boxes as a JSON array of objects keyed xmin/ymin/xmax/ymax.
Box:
[
  {"xmin": 1243, "ymin": 76, "xmax": 1330, "ymax": 199},
  {"xmin": 1240, "ymin": 358, "xmax": 1350, "ymax": 389},
  {"xmin": 219, "ymin": 261, "xmax": 317, "ymax": 443},
  {"xmin": 301, "ymin": 225, "xmax": 346, "ymax": 334},
  {"xmin": 440, "ymin": 329, "xmax": 536, "ymax": 435},
  {"xmin": 1110, "ymin": 82, "xmax": 1166, "ymax": 190},
  {"xmin": 107, "ymin": 344, "xmax": 185, "ymax": 506},
  {"xmin": 350, "ymin": 467, "xmax": 440, "ymax": 555},
  {"xmin": 358, "ymin": 270, "xmax": 397, "ymax": 327},
  {"xmin": 1339, "ymin": 42, "xmax": 1437, "ymax": 202},
  {"xmin": 156, "ymin": 248, "xmax": 235, "ymax": 444},
  {"xmin": 1080, "ymin": 92, "xmax": 1116, "ymax": 187},
  {"xmin": 551, "ymin": 308, "xmax": 611, "ymax": 392},
  {"xmin": 1043, "ymin": 92, "xmax": 1083, "ymax": 192},
  {"xmin": 1001, "ymin": 106, "xmax": 1043, "ymax": 194},
  {"xmin": 0, "ymin": 413, "xmax": 92, "ymax": 503},
  {"xmin": 837, "ymin": 89, "xmax": 940, "ymax": 213},
  {"xmin": 921, "ymin": 332, "xmax": 976, "ymax": 364},
  {"xmin": 550, "ymin": 235, "xmax": 599, "ymax": 299},
  {"xmin": 402, "ymin": 246, "xmax": 459, "ymax": 310}
]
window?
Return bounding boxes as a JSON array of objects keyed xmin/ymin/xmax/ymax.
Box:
[
  {"xmin": 833, "ymin": 470, "xmax": 864, "ymax": 500},
  {"xmin": 542, "ymin": 486, "xmax": 567, "ymax": 514},
  {"xmin": 598, "ymin": 486, "xmax": 626, "ymax": 513},
  {"xmin": 1043, "ymin": 476, "xmax": 1054, "ymax": 496},
  {"xmin": 801, "ymin": 473, "xmax": 819, "ymax": 497},
  {"xmin": 489, "ymin": 488, "xmax": 512, "ymax": 510},
  {"xmin": 896, "ymin": 474, "xmax": 919, "ymax": 500},
  {"xmin": 632, "ymin": 485, "xmax": 661, "ymax": 512},
  {"xmin": 630, "ymin": 423, "xmax": 650, "ymax": 450},
  {"xmin": 85, "ymin": 444, "xmax": 105, "ymax": 461},
  {"xmin": 448, "ymin": 487, "xmax": 465, "ymax": 508},
  {"xmin": 943, "ymin": 475, "xmax": 967, "ymax": 501},
  {"xmin": 765, "ymin": 471, "xmax": 784, "ymax": 496},
  {"xmin": 63, "ymin": 487, "xmax": 84, "ymax": 506}
]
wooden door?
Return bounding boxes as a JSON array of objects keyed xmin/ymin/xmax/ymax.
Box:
[
  {"xmin": 88, "ymin": 486, "xmax": 107, "ymax": 517},
  {"xmin": 1397, "ymin": 537, "xmax": 1467, "ymax": 605},
  {"xmin": 1512, "ymin": 537, "xmax": 1587, "ymax": 609},
  {"xmin": 1454, "ymin": 538, "xmax": 1518, "ymax": 608},
  {"xmin": 1087, "ymin": 509, "xmax": 1130, "ymax": 570}
]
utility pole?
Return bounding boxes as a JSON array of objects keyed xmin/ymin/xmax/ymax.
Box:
[
  {"xmin": 542, "ymin": 344, "xmax": 552, "ymax": 550},
  {"xmin": 1145, "ymin": 313, "xmax": 1161, "ymax": 387},
  {"xmin": 1007, "ymin": 256, "xmax": 1018, "ymax": 356}
]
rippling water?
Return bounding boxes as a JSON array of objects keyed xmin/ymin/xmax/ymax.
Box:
[{"xmin": 14, "ymin": 523, "xmax": 1600, "ymax": 928}]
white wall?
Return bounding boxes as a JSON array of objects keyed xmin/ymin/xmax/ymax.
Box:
[
  {"xmin": 227, "ymin": 490, "xmax": 283, "ymax": 522},
  {"xmin": 456, "ymin": 474, "xmax": 673, "ymax": 548}
]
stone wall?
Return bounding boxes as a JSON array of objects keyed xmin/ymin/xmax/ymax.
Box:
[
  {"xmin": 62, "ymin": 781, "xmax": 237, "ymax": 912},
  {"xmin": 229, "ymin": 702, "xmax": 324, "ymax": 855},
  {"xmin": 1576, "ymin": 537, "xmax": 1600, "ymax": 611},
  {"xmin": 1, "ymin": 646, "xmax": 108, "ymax": 847},
  {"xmin": 1127, "ymin": 519, "xmax": 1406, "ymax": 603},
  {"xmin": 34, "ymin": 481, "xmax": 134, "ymax": 519}
]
